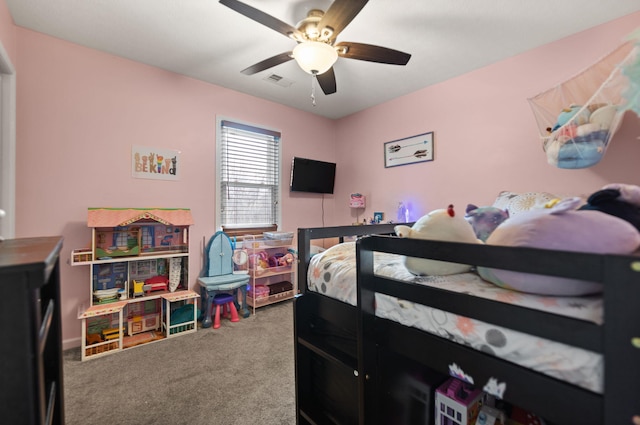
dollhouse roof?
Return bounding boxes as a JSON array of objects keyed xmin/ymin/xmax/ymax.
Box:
[{"xmin": 87, "ymin": 208, "xmax": 194, "ymax": 227}]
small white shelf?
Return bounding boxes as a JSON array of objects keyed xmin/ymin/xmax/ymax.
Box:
[
  {"xmin": 247, "ymin": 289, "xmax": 294, "ymax": 308},
  {"xmin": 249, "ymin": 265, "xmax": 294, "ymax": 279},
  {"xmin": 244, "ymin": 234, "xmax": 297, "ymax": 315}
]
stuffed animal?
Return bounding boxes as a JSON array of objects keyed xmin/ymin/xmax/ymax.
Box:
[
  {"xmin": 465, "ymin": 204, "xmax": 510, "ymax": 242},
  {"xmin": 545, "ymin": 104, "xmax": 620, "ymax": 169},
  {"xmin": 578, "ymin": 183, "xmax": 640, "ymax": 231},
  {"xmin": 550, "ymin": 104, "xmax": 591, "ymax": 132},
  {"xmin": 249, "ymin": 251, "xmax": 269, "ymax": 275},
  {"xmin": 546, "ymin": 135, "xmax": 607, "ymax": 169},
  {"xmin": 248, "ymin": 251, "xmax": 268, "ymax": 268},
  {"xmin": 395, "ymin": 204, "xmax": 482, "ymax": 276},
  {"xmin": 478, "ymin": 197, "xmax": 640, "ymax": 296},
  {"xmin": 277, "ymin": 252, "xmax": 294, "ymax": 267},
  {"xmin": 268, "ymin": 255, "xmax": 279, "ymax": 268},
  {"xmin": 604, "ymin": 182, "xmax": 640, "ymax": 205}
]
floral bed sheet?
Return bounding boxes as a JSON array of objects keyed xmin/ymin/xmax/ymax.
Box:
[{"xmin": 307, "ymin": 242, "xmax": 603, "ymax": 393}]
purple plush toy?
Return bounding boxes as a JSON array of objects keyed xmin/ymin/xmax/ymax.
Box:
[
  {"xmin": 478, "ymin": 197, "xmax": 640, "ymax": 296},
  {"xmin": 465, "ymin": 204, "xmax": 510, "ymax": 242},
  {"xmin": 578, "ymin": 183, "xmax": 640, "ymax": 231}
]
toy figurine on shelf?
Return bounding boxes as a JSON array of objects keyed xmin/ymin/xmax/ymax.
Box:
[
  {"xmin": 144, "ymin": 275, "xmax": 169, "ymax": 293},
  {"xmin": 277, "ymin": 252, "xmax": 294, "ymax": 267},
  {"xmin": 397, "ymin": 202, "xmax": 410, "ymax": 222},
  {"xmin": 132, "ymin": 280, "xmax": 145, "ymax": 298}
]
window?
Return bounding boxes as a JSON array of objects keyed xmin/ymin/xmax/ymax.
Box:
[
  {"xmin": 216, "ymin": 119, "xmax": 281, "ymax": 233},
  {"xmin": 141, "ymin": 227, "xmax": 153, "ymax": 248}
]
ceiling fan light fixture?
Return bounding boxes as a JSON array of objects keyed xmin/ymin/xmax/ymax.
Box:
[
  {"xmin": 292, "ymin": 41, "xmax": 338, "ymax": 75},
  {"xmin": 319, "ymin": 27, "xmax": 334, "ymax": 41}
]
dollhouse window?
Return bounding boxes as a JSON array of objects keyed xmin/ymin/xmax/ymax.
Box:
[
  {"xmin": 141, "ymin": 227, "xmax": 153, "ymax": 248},
  {"xmin": 216, "ymin": 119, "xmax": 281, "ymax": 231},
  {"xmin": 113, "ymin": 227, "xmax": 128, "ymax": 248}
]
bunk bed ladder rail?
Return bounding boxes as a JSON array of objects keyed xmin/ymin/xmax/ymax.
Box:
[
  {"xmin": 295, "ymin": 224, "xmax": 399, "ymax": 425},
  {"xmin": 602, "ymin": 253, "xmax": 640, "ymax": 424}
]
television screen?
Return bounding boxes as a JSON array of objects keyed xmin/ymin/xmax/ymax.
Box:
[{"xmin": 290, "ymin": 157, "xmax": 336, "ymax": 194}]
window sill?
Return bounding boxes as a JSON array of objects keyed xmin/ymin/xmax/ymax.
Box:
[{"xmin": 222, "ymin": 225, "xmax": 277, "ymax": 238}]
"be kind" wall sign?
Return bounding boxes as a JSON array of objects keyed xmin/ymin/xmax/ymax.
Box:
[{"xmin": 132, "ymin": 145, "xmax": 180, "ymax": 181}]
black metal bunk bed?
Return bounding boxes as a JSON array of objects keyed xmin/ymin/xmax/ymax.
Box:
[
  {"xmin": 295, "ymin": 224, "xmax": 640, "ymax": 425},
  {"xmin": 357, "ymin": 235, "xmax": 640, "ymax": 425},
  {"xmin": 295, "ymin": 224, "xmax": 399, "ymax": 425}
]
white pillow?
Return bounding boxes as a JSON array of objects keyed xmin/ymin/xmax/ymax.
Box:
[
  {"xmin": 492, "ymin": 191, "xmax": 558, "ymax": 216},
  {"xmin": 492, "ymin": 191, "xmax": 519, "ymax": 210}
]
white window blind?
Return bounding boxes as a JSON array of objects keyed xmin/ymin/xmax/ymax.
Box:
[{"xmin": 219, "ymin": 120, "xmax": 280, "ymax": 228}]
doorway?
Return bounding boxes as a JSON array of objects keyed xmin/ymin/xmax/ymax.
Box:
[{"xmin": 0, "ymin": 41, "xmax": 15, "ymax": 240}]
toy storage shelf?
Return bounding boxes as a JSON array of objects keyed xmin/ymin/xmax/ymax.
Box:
[
  {"xmin": 248, "ymin": 265, "xmax": 293, "ymax": 279},
  {"xmin": 73, "ymin": 207, "xmax": 196, "ymax": 361},
  {"xmin": 247, "ymin": 289, "xmax": 295, "ymax": 308},
  {"xmin": 244, "ymin": 233, "xmax": 297, "ymax": 314}
]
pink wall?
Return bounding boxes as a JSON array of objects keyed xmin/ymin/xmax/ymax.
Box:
[
  {"xmin": 8, "ymin": 8, "xmax": 640, "ymax": 348},
  {"xmin": 335, "ymin": 12, "xmax": 640, "ymax": 224},
  {"xmin": 14, "ymin": 27, "xmax": 337, "ymax": 348}
]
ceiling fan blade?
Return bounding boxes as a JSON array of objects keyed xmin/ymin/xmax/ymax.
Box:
[
  {"xmin": 316, "ymin": 68, "xmax": 337, "ymax": 95},
  {"xmin": 241, "ymin": 52, "xmax": 293, "ymax": 75},
  {"xmin": 219, "ymin": 0, "xmax": 303, "ymax": 40},
  {"xmin": 317, "ymin": 0, "xmax": 369, "ymax": 41},
  {"xmin": 336, "ymin": 42, "xmax": 411, "ymax": 65}
]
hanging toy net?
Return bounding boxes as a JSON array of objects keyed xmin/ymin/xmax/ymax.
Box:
[
  {"xmin": 621, "ymin": 28, "xmax": 640, "ymax": 116},
  {"xmin": 528, "ymin": 39, "xmax": 639, "ymax": 169}
]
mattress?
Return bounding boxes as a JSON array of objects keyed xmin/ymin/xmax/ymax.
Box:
[{"xmin": 307, "ymin": 242, "xmax": 603, "ymax": 393}]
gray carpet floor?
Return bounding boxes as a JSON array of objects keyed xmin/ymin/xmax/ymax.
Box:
[{"xmin": 62, "ymin": 301, "xmax": 295, "ymax": 425}]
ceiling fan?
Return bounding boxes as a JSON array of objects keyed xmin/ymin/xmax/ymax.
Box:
[{"xmin": 219, "ymin": 0, "xmax": 412, "ymax": 96}]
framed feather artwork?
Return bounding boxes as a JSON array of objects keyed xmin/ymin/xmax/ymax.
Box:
[{"xmin": 384, "ymin": 132, "xmax": 434, "ymax": 168}]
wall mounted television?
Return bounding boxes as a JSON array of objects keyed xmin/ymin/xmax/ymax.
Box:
[{"xmin": 290, "ymin": 157, "xmax": 336, "ymax": 194}]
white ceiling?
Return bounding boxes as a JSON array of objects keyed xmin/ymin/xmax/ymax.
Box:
[{"xmin": 6, "ymin": 0, "xmax": 640, "ymax": 119}]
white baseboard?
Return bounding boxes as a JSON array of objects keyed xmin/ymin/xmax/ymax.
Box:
[{"xmin": 63, "ymin": 337, "xmax": 82, "ymax": 351}]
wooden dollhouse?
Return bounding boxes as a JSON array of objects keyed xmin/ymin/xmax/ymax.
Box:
[{"xmin": 72, "ymin": 208, "xmax": 199, "ymax": 360}]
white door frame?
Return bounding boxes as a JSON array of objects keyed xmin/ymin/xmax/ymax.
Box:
[{"xmin": 0, "ymin": 40, "xmax": 16, "ymax": 240}]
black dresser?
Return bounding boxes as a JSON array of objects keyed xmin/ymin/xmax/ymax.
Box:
[{"xmin": 0, "ymin": 236, "xmax": 65, "ymax": 424}]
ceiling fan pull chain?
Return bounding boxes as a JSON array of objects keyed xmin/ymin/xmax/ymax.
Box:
[{"xmin": 311, "ymin": 74, "xmax": 317, "ymax": 106}]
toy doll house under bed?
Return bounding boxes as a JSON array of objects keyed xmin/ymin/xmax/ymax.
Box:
[{"xmin": 294, "ymin": 222, "xmax": 640, "ymax": 425}]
